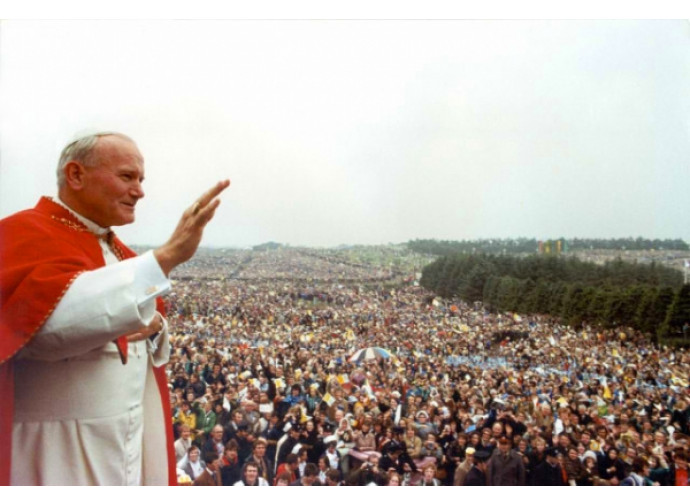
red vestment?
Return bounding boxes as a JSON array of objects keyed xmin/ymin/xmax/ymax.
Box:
[{"xmin": 0, "ymin": 197, "xmax": 176, "ymax": 485}]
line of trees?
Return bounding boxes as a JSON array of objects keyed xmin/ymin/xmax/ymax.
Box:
[
  {"xmin": 409, "ymin": 238, "xmax": 539, "ymax": 255},
  {"xmin": 408, "ymin": 237, "xmax": 689, "ymax": 255},
  {"xmin": 567, "ymin": 237, "xmax": 689, "ymax": 251},
  {"xmin": 421, "ymin": 253, "xmax": 689, "ymax": 340}
]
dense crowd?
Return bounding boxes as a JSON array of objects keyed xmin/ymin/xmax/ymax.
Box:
[{"xmin": 164, "ymin": 249, "xmax": 690, "ymax": 486}]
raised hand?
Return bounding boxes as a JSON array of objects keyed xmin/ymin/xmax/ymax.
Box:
[{"xmin": 154, "ymin": 180, "xmax": 230, "ymax": 276}]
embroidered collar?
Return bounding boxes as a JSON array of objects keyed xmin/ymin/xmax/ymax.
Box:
[{"xmin": 52, "ymin": 196, "xmax": 110, "ymax": 236}]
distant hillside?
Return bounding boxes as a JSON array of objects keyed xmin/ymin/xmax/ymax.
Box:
[{"xmin": 408, "ymin": 237, "xmax": 689, "ymax": 255}]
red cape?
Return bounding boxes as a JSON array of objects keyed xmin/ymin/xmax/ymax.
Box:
[{"xmin": 0, "ymin": 197, "xmax": 176, "ymax": 485}]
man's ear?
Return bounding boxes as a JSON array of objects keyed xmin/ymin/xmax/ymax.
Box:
[{"xmin": 63, "ymin": 161, "xmax": 87, "ymax": 189}]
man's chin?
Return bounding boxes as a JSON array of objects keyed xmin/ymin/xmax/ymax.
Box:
[{"xmin": 112, "ymin": 215, "xmax": 135, "ymax": 227}]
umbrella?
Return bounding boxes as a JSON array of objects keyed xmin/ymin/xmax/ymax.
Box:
[{"xmin": 348, "ymin": 347, "xmax": 394, "ymax": 364}]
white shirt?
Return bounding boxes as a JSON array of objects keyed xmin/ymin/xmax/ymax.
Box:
[{"xmin": 11, "ymin": 199, "xmax": 172, "ymax": 485}]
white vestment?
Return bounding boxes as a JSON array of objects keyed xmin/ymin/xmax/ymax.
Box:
[{"xmin": 11, "ymin": 201, "xmax": 172, "ymax": 485}]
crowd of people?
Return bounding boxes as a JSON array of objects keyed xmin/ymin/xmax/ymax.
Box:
[{"xmin": 164, "ymin": 248, "xmax": 690, "ymax": 486}]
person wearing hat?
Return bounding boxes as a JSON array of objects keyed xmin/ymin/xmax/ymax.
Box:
[
  {"xmin": 415, "ymin": 409, "xmax": 436, "ymax": 439},
  {"xmin": 487, "ymin": 436, "xmax": 526, "ymax": 486},
  {"xmin": 391, "ymin": 425, "xmax": 419, "ymax": 475},
  {"xmin": 530, "ymin": 447, "xmax": 567, "ymax": 486},
  {"xmin": 275, "ymin": 423, "xmax": 302, "ymax": 469},
  {"xmin": 464, "ymin": 450, "xmax": 490, "ymax": 486},
  {"xmin": 378, "ymin": 440, "xmax": 405, "ymax": 474}
]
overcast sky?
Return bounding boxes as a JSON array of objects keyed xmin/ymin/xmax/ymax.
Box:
[{"xmin": 1, "ymin": 19, "xmax": 688, "ymax": 248}]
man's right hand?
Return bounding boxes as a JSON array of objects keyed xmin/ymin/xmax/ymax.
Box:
[{"xmin": 154, "ymin": 179, "xmax": 230, "ymax": 276}]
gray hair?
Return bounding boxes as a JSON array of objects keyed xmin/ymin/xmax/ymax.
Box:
[{"xmin": 56, "ymin": 131, "xmax": 133, "ymax": 188}]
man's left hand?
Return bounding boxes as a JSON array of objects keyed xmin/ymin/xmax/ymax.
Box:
[{"xmin": 125, "ymin": 312, "xmax": 165, "ymax": 342}]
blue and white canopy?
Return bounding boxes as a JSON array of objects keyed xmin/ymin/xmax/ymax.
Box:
[{"xmin": 349, "ymin": 347, "xmax": 394, "ymax": 364}]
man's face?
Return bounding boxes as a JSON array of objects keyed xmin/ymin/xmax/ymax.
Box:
[
  {"xmin": 254, "ymin": 444, "xmax": 266, "ymax": 458},
  {"xmin": 180, "ymin": 426, "xmax": 191, "ymax": 440},
  {"xmin": 76, "ymin": 136, "xmax": 146, "ymax": 227},
  {"xmin": 245, "ymin": 466, "xmax": 258, "ymax": 484},
  {"xmin": 212, "ymin": 427, "xmax": 223, "ymax": 440}
]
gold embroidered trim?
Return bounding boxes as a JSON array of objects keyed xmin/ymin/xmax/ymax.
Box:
[
  {"xmin": 50, "ymin": 215, "xmax": 88, "ymax": 232},
  {"xmin": 50, "ymin": 209, "xmax": 123, "ymax": 260},
  {"xmin": 0, "ymin": 271, "xmax": 84, "ymax": 365}
]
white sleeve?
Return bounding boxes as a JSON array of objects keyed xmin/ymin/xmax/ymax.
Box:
[{"xmin": 19, "ymin": 250, "xmax": 171, "ymax": 361}]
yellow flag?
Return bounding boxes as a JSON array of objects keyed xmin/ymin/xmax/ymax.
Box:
[{"xmin": 322, "ymin": 392, "xmax": 335, "ymax": 406}]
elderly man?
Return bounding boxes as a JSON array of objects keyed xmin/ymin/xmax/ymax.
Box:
[
  {"xmin": 203, "ymin": 425, "xmax": 226, "ymax": 459},
  {"xmin": 0, "ymin": 131, "xmax": 229, "ymax": 485},
  {"xmin": 453, "ymin": 447, "xmax": 475, "ymax": 486}
]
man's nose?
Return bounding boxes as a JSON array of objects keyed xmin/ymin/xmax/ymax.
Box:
[{"xmin": 132, "ymin": 181, "xmax": 145, "ymax": 199}]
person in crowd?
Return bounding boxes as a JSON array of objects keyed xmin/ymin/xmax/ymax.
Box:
[
  {"xmin": 174, "ymin": 424, "xmax": 193, "ymax": 463},
  {"xmin": 274, "ymin": 453, "xmax": 299, "ymax": 485},
  {"xmin": 290, "ymin": 462, "xmax": 319, "ymax": 486},
  {"xmin": 193, "ymin": 451, "xmax": 222, "ymax": 486},
  {"xmin": 531, "ymin": 447, "xmax": 567, "ymax": 486},
  {"xmin": 621, "ymin": 457, "xmax": 652, "ymax": 486},
  {"xmin": 155, "ymin": 238, "xmax": 689, "ymax": 490},
  {"xmin": 203, "ymin": 424, "xmax": 225, "ymax": 459},
  {"xmin": 275, "ymin": 472, "xmax": 292, "ymax": 486},
  {"xmin": 453, "ymin": 446, "xmax": 475, "ymax": 486},
  {"xmin": 416, "ymin": 464, "xmax": 441, "ymax": 486},
  {"xmin": 487, "ymin": 436, "xmax": 526, "ymax": 485},
  {"xmin": 234, "ymin": 461, "xmax": 269, "ymax": 486},
  {"xmin": 180, "ymin": 446, "xmax": 206, "ymax": 481},
  {"xmin": 464, "ymin": 451, "xmax": 490, "ymax": 486},
  {"xmin": 245, "ymin": 437, "xmax": 273, "ymax": 484},
  {"xmin": 220, "ymin": 441, "xmax": 242, "ymax": 486}
]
